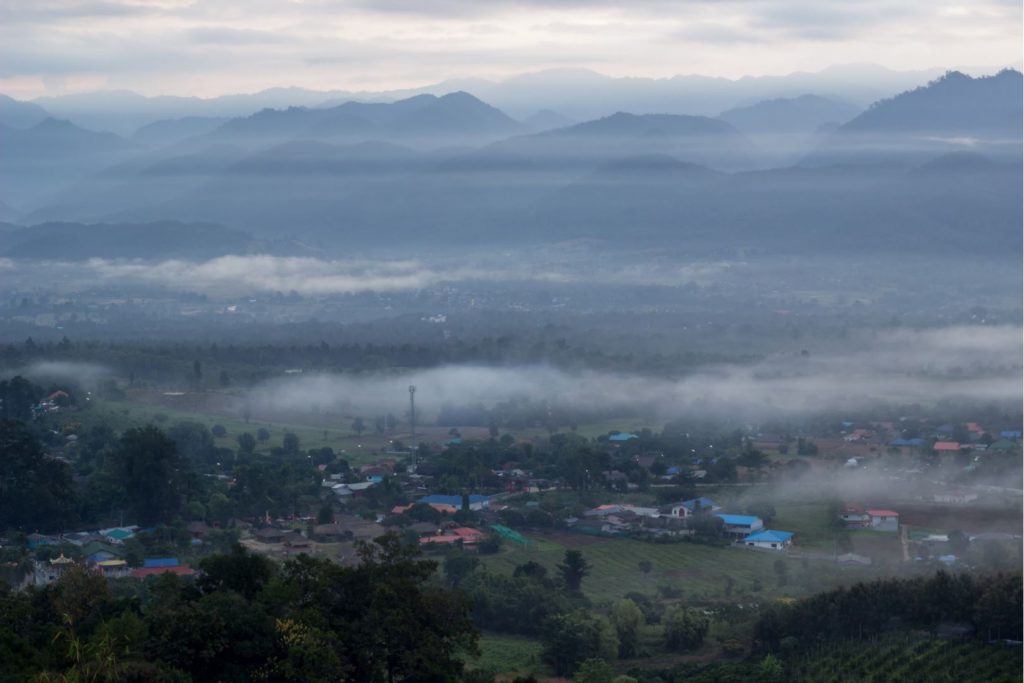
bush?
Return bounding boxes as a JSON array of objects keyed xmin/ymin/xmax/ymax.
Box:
[{"xmin": 211, "ymin": 424, "xmax": 227, "ymax": 438}]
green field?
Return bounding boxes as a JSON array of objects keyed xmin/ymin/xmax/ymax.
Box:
[
  {"xmin": 481, "ymin": 530, "xmax": 825, "ymax": 604},
  {"xmin": 786, "ymin": 637, "xmax": 1022, "ymax": 682},
  {"xmin": 463, "ymin": 633, "xmax": 548, "ymax": 677}
]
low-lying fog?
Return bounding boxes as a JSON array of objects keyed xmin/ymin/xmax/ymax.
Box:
[{"xmin": 241, "ymin": 326, "xmax": 1021, "ymax": 421}]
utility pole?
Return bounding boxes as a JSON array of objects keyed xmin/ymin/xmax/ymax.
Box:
[{"xmin": 408, "ymin": 385, "xmax": 417, "ymax": 467}]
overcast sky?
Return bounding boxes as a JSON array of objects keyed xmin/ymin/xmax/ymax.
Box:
[{"xmin": 1, "ymin": 0, "xmax": 1020, "ymax": 98}]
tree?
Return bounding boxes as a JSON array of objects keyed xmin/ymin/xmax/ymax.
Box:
[
  {"xmin": 573, "ymin": 659, "xmax": 614, "ymax": 683},
  {"xmin": 282, "ymin": 432, "xmax": 300, "ymax": 455},
  {"xmin": 611, "ymin": 599, "xmax": 643, "ymax": 658},
  {"xmin": 316, "ymin": 503, "xmax": 334, "ymax": 525},
  {"xmin": 218, "ymin": 370, "xmax": 231, "ymax": 387},
  {"xmin": 110, "ymin": 426, "xmax": 187, "ymax": 526},
  {"xmin": 638, "ymin": 560, "xmax": 652, "ymax": 579},
  {"xmin": 0, "ymin": 420, "xmax": 77, "ymax": 532},
  {"xmin": 542, "ymin": 610, "xmax": 618, "ymax": 677},
  {"xmin": 443, "ymin": 552, "xmax": 480, "ymax": 588},
  {"xmin": 211, "ymin": 424, "xmax": 227, "ymax": 438},
  {"xmin": 192, "ymin": 359, "xmax": 203, "ymax": 390},
  {"xmin": 559, "ymin": 550, "xmax": 590, "ymax": 592},
  {"xmin": 197, "ymin": 544, "xmax": 275, "ymax": 600},
  {"xmin": 759, "ymin": 654, "xmax": 785, "ymax": 683},
  {"xmin": 663, "ymin": 605, "xmax": 709, "ymax": 652},
  {"xmin": 257, "ymin": 427, "xmax": 270, "ymax": 441},
  {"xmin": 352, "ymin": 417, "xmax": 366, "ymax": 436},
  {"xmin": 237, "ymin": 432, "xmax": 257, "ymax": 454},
  {"xmin": 0, "ymin": 376, "xmax": 43, "ymax": 421}
]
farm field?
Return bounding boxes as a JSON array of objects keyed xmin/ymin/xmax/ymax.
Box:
[
  {"xmin": 477, "ymin": 529, "xmax": 883, "ymax": 604},
  {"xmin": 785, "ymin": 637, "xmax": 1022, "ymax": 682}
]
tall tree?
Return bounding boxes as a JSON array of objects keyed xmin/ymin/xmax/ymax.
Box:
[
  {"xmin": 0, "ymin": 420, "xmax": 77, "ymax": 532},
  {"xmin": 559, "ymin": 550, "xmax": 590, "ymax": 593},
  {"xmin": 110, "ymin": 426, "xmax": 187, "ymax": 526}
]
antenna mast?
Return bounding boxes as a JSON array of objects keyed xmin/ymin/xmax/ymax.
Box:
[{"xmin": 408, "ymin": 385, "xmax": 417, "ymax": 466}]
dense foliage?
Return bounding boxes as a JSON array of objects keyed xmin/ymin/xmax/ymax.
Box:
[{"xmin": 0, "ymin": 536, "xmax": 476, "ymax": 683}]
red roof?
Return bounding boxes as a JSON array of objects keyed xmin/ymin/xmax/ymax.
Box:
[
  {"xmin": 451, "ymin": 528, "xmax": 485, "ymax": 542},
  {"xmin": 866, "ymin": 509, "xmax": 899, "ymax": 517},
  {"xmin": 131, "ymin": 566, "xmax": 196, "ymax": 578},
  {"xmin": 934, "ymin": 442, "xmax": 961, "ymax": 451}
]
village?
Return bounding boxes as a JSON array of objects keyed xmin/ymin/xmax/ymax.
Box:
[{"xmin": 8, "ymin": 402, "xmax": 1021, "ymax": 596}]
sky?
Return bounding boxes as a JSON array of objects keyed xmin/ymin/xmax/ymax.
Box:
[{"xmin": 0, "ymin": 0, "xmax": 1021, "ymax": 99}]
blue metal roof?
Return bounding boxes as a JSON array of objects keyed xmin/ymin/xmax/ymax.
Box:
[
  {"xmin": 744, "ymin": 530, "xmax": 794, "ymax": 543},
  {"xmin": 681, "ymin": 497, "xmax": 717, "ymax": 510},
  {"xmin": 716, "ymin": 514, "xmax": 761, "ymax": 526},
  {"xmin": 608, "ymin": 432, "xmax": 638, "ymax": 442},
  {"xmin": 142, "ymin": 558, "xmax": 180, "ymax": 568},
  {"xmin": 890, "ymin": 438, "xmax": 924, "ymax": 446},
  {"xmin": 1000, "ymin": 430, "xmax": 1022, "ymax": 439}
]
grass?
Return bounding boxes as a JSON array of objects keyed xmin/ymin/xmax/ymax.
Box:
[
  {"xmin": 480, "ymin": 531, "xmax": 801, "ymax": 604},
  {"xmin": 463, "ymin": 633, "xmax": 547, "ymax": 677},
  {"xmin": 771, "ymin": 502, "xmax": 837, "ymax": 551}
]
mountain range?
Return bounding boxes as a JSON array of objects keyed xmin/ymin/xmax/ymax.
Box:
[{"xmin": 0, "ymin": 69, "xmax": 1019, "ymax": 260}]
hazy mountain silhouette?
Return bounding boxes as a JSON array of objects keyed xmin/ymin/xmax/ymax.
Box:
[
  {"xmin": 0, "ymin": 118, "xmax": 138, "ymax": 208},
  {"xmin": 0, "ymin": 220, "xmax": 255, "ymax": 260},
  {"xmin": 0, "ymin": 94, "xmax": 49, "ymax": 129},
  {"xmin": 719, "ymin": 95, "xmax": 860, "ymax": 135},
  {"xmin": 805, "ymin": 70, "xmax": 1023, "ymax": 165},
  {"xmin": 205, "ymin": 92, "xmax": 523, "ymax": 149},
  {"xmin": 522, "ymin": 109, "xmax": 575, "ymax": 133},
  {"xmin": 132, "ymin": 116, "xmax": 229, "ymax": 148}
]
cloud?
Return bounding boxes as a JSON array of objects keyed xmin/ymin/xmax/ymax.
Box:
[
  {"xmin": 246, "ymin": 326, "xmax": 1022, "ymax": 421},
  {"xmin": 0, "ymin": 254, "xmax": 730, "ymax": 296},
  {"xmin": 0, "ymin": 0, "xmax": 1019, "ymax": 97},
  {"xmin": 5, "ymin": 360, "xmax": 113, "ymax": 388}
]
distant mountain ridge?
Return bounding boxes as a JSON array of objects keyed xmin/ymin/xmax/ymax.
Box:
[
  {"xmin": 0, "ymin": 220, "xmax": 256, "ymax": 260},
  {"xmin": 805, "ymin": 69, "xmax": 1023, "ymax": 165},
  {"xmin": 14, "ymin": 63, "xmax": 960, "ymax": 135}
]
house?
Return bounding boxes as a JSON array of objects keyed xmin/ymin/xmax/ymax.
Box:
[
  {"xmin": 82, "ymin": 541, "xmax": 125, "ymax": 565},
  {"xmin": 419, "ymin": 535, "xmax": 465, "ymax": 547},
  {"xmin": 331, "ymin": 481, "xmax": 377, "ymax": 499},
  {"xmin": 999, "ymin": 430, "xmax": 1022, "ymax": 440},
  {"xmin": 418, "ymin": 494, "xmax": 490, "ymax": 511},
  {"xmin": 742, "ymin": 530, "xmax": 794, "ymax": 550},
  {"xmin": 715, "ymin": 514, "xmax": 764, "ymax": 537},
  {"xmin": 311, "ymin": 523, "xmax": 348, "ymax": 542},
  {"xmin": 840, "ymin": 504, "xmax": 870, "ymax": 528},
  {"xmin": 933, "ymin": 442, "xmax": 961, "ymax": 453},
  {"xmin": 101, "ymin": 527, "xmax": 136, "ymax": 544},
  {"xmin": 26, "ymin": 533, "xmax": 60, "ymax": 550},
  {"xmin": 866, "ymin": 509, "xmax": 899, "ymax": 532},
  {"xmin": 142, "ymin": 558, "xmax": 180, "ymax": 569},
  {"xmin": 282, "ymin": 532, "xmax": 310, "ymax": 549},
  {"xmin": 255, "ymin": 528, "xmax": 285, "ymax": 544},
  {"xmin": 451, "ymin": 527, "xmax": 486, "ymax": 545},
  {"xmin": 669, "ymin": 497, "xmax": 720, "ymax": 518},
  {"xmin": 96, "ymin": 559, "xmax": 130, "ymax": 578},
  {"xmin": 33, "ymin": 554, "xmax": 77, "ymax": 586},
  {"xmin": 408, "ymin": 522, "xmax": 440, "ymax": 537},
  {"xmin": 608, "ymin": 432, "xmax": 638, "ymax": 442},
  {"xmin": 889, "ymin": 438, "xmax": 924, "ymax": 447}
]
